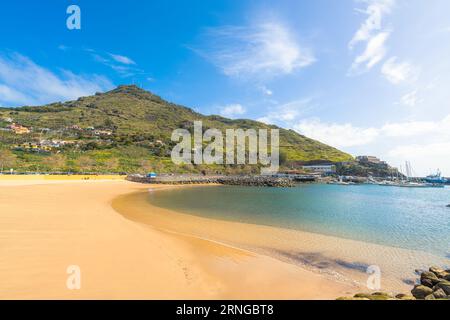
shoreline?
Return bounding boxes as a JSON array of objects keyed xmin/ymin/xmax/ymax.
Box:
[
  {"xmin": 0, "ymin": 179, "xmax": 356, "ymax": 299},
  {"xmin": 112, "ymin": 186, "xmax": 450, "ymax": 294}
]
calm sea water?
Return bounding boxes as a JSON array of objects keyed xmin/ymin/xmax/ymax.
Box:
[{"xmin": 147, "ymin": 184, "xmax": 450, "ymax": 258}]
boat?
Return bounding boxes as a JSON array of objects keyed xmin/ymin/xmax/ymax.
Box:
[
  {"xmin": 425, "ymin": 170, "xmax": 447, "ymax": 184},
  {"xmin": 328, "ymin": 176, "xmax": 353, "ymax": 185},
  {"xmin": 396, "ymin": 182, "xmax": 429, "ymax": 188},
  {"xmin": 378, "ymin": 180, "xmax": 397, "ymax": 186}
]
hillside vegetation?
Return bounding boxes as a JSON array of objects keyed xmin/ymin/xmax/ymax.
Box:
[{"xmin": 0, "ymin": 85, "xmax": 353, "ymax": 174}]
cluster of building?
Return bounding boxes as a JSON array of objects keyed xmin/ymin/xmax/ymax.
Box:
[
  {"xmin": 14, "ymin": 140, "xmax": 74, "ymax": 153},
  {"xmin": 355, "ymin": 156, "xmax": 388, "ymax": 166},
  {"xmin": 302, "ymin": 164, "xmax": 337, "ymax": 174},
  {"xmin": 298, "ymin": 156, "xmax": 389, "ymax": 175},
  {"xmin": 5, "ymin": 123, "xmax": 31, "ymax": 135},
  {"xmin": 67, "ymin": 125, "xmax": 113, "ymax": 136}
]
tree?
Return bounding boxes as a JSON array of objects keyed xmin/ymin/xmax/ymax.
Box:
[{"xmin": 0, "ymin": 149, "xmax": 17, "ymax": 173}]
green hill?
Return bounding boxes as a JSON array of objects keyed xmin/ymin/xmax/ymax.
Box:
[{"xmin": 0, "ymin": 85, "xmax": 352, "ymax": 174}]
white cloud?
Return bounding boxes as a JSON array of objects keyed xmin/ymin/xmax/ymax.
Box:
[
  {"xmin": 88, "ymin": 50, "xmax": 141, "ymax": 77},
  {"xmin": 294, "ymin": 119, "xmax": 380, "ymax": 148},
  {"xmin": 348, "ymin": 0, "xmax": 395, "ymax": 73},
  {"xmin": 0, "ymin": 84, "xmax": 30, "ymax": 105},
  {"xmin": 381, "ymin": 116, "xmax": 450, "ymax": 137},
  {"xmin": 384, "ymin": 116, "xmax": 450, "ymax": 175},
  {"xmin": 109, "ymin": 53, "xmax": 136, "ymax": 65},
  {"xmin": 199, "ymin": 21, "xmax": 315, "ymax": 79},
  {"xmin": 257, "ymin": 99, "xmax": 312, "ymax": 124},
  {"xmin": 401, "ymin": 90, "xmax": 419, "ymax": 107},
  {"xmin": 388, "ymin": 142, "xmax": 450, "ymax": 176},
  {"xmin": 349, "ymin": 0, "xmax": 395, "ymax": 49},
  {"xmin": 259, "ymin": 85, "xmax": 273, "ymax": 96},
  {"xmin": 389, "ymin": 142, "xmax": 450, "ymax": 158},
  {"xmin": 350, "ymin": 31, "xmax": 390, "ymax": 73},
  {"xmin": 289, "ymin": 115, "xmax": 450, "ymax": 175},
  {"xmin": 219, "ymin": 104, "xmax": 246, "ymax": 118},
  {"xmin": 381, "ymin": 121, "xmax": 437, "ymax": 137},
  {"xmin": 0, "ymin": 53, "xmax": 113, "ymax": 106},
  {"xmin": 381, "ymin": 57, "xmax": 416, "ymax": 84},
  {"xmin": 292, "ymin": 116, "xmax": 450, "ymax": 148}
]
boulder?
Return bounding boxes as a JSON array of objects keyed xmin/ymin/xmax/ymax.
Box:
[
  {"xmin": 429, "ymin": 266, "xmax": 446, "ymax": 278},
  {"xmin": 415, "ymin": 269, "xmax": 425, "ymax": 275},
  {"xmin": 411, "ymin": 285, "xmax": 434, "ymax": 299},
  {"xmin": 372, "ymin": 291, "xmax": 392, "ymax": 297},
  {"xmin": 354, "ymin": 293, "xmax": 391, "ymax": 300},
  {"xmin": 421, "ymin": 278, "xmax": 435, "ymax": 288},
  {"xmin": 337, "ymin": 297, "xmax": 370, "ymax": 300},
  {"xmin": 432, "ymin": 288, "xmax": 447, "ymax": 299},
  {"xmin": 433, "ymin": 280, "xmax": 450, "ymax": 295},
  {"xmin": 421, "ymin": 271, "xmax": 441, "ymax": 287},
  {"xmin": 425, "ymin": 294, "xmax": 436, "ymax": 300}
]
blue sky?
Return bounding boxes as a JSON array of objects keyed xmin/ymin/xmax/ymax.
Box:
[{"xmin": 1, "ymin": 0, "xmax": 450, "ymax": 175}]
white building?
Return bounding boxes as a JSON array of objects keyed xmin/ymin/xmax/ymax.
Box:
[{"xmin": 302, "ymin": 165, "xmax": 336, "ymax": 174}]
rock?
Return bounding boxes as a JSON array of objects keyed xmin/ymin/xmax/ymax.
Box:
[
  {"xmin": 433, "ymin": 288, "xmax": 447, "ymax": 299},
  {"xmin": 421, "ymin": 271, "xmax": 441, "ymax": 287},
  {"xmin": 421, "ymin": 278, "xmax": 435, "ymax": 288},
  {"xmin": 415, "ymin": 269, "xmax": 425, "ymax": 275},
  {"xmin": 429, "ymin": 266, "xmax": 446, "ymax": 278},
  {"xmin": 425, "ymin": 294, "xmax": 436, "ymax": 300},
  {"xmin": 337, "ymin": 297, "xmax": 369, "ymax": 300},
  {"xmin": 353, "ymin": 293, "xmax": 391, "ymax": 300},
  {"xmin": 411, "ymin": 285, "xmax": 434, "ymax": 299},
  {"xmin": 433, "ymin": 280, "xmax": 450, "ymax": 295},
  {"xmin": 372, "ymin": 291, "xmax": 392, "ymax": 297}
]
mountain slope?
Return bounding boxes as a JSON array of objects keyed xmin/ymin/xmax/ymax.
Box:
[{"xmin": 0, "ymin": 85, "xmax": 352, "ymax": 173}]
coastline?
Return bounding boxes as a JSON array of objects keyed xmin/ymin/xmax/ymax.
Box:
[
  {"xmin": 0, "ymin": 178, "xmax": 356, "ymax": 299},
  {"xmin": 113, "ymin": 186, "xmax": 450, "ymax": 294}
]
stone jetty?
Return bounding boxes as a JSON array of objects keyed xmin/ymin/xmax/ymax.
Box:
[{"xmin": 127, "ymin": 174, "xmax": 296, "ymax": 187}]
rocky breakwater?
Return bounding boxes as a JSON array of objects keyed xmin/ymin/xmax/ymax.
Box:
[
  {"xmin": 127, "ymin": 174, "xmax": 295, "ymax": 187},
  {"xmin": 337, "ymin": 266, "xmax": 450, "ymax": 300},
  {"xmin": 126, "ymin": 174, "xmax": 217, "ymax": 185},
  {"xmin": 217, "ymin": 176, "xmax": 295, "ymax": 187}
]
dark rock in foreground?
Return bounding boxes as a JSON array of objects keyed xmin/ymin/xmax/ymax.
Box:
[{"xmin": 411, "ymin": 285, "xmax": 433, "ymax": 299}]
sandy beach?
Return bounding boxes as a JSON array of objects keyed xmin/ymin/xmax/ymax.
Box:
[{"xmin": 0, "ymin": 178, "xmax": 357, "ymax": 299}]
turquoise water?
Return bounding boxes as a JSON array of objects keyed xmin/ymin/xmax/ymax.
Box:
[{"xmin": 147, "ymin": 184, "xmax": 450, "ymax": 258}]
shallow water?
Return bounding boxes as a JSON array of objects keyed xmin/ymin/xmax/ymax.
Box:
[{"xmin": 147, "ymin": 184, "xmax": 450, "ymax": 259}]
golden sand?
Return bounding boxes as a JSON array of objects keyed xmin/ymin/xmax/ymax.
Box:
[{"xmin": 0, "ymin": 179, "xmax": 356, "ymax": 299}]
